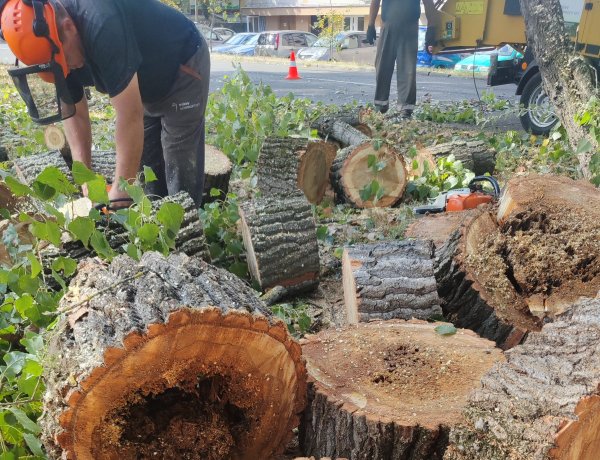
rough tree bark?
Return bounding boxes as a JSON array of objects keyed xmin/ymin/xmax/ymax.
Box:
[
  {"xmin": 342, "ymin": 240, "xmax": 442, "ymax": 323},
  {"xmin": 519, "ymin": 0, "xmax": 599, "ymax": 177},
  {"xmin": 299, "ymin": 320, "xmax": 504, "ymax": 460},
  {"xmin": 41, "ymin": 252, "xmax": 307, "ymax": 460},
  {"xmin": 445, "ymin": 296, "xmax": 600, "ymax": 460}
]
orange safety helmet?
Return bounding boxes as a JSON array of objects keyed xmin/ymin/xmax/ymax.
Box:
[{"xmin": 0, "ymin": 0, "xmax": 68, "ymax": 83}]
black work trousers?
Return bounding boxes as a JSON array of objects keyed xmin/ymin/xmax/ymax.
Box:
[
  {"xmin": 374, "ymin": 21, "xmax": 418, "ymax": 112},
  {"xmin": 141, "ymin": 41, "xmax": 210, "ymax": 207}
]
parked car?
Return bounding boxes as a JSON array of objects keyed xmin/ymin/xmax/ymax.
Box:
[
  {"xmin": 296, "ymin": 31, "xmax": 376, "ymax": 65},
  {"xmin": 454, "ymin": 44, "xmax": 523, "ymax": 73},
  {"xmin": 194, "ymin": 23, "xmax": 227, "ymax": 45},
  {"xmin": 255, "ymin": 30, "xmax": 318, "ymax": 58},
  {"xmin": 213, "ymin": 27, "xmax": 235, "ymax": 41},
  {"xmin": 212, "ymin": 33, "xmax": 257, "ymax": 54},
  {"xmin": 225, "ymin": 33, "xmax": 262, "ymax": 56},
  {"xmin": 431, "ymin": 52, "xmax": 470, "ymax": 68}
]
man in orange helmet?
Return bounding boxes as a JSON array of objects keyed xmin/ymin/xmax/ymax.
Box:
[{"xmin": 0, "ymin": 0, "xmax": 210, "ymax": 207}]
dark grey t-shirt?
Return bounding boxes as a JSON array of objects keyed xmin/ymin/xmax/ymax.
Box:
[
  {"xmin": 381, "ymin": 0, "xmax": 421, "ymax": 24},
  {"xmin": 63, "ymin": 0, "xmax": 202, "ymax": 103}
]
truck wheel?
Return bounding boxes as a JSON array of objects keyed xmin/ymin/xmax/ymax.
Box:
[{"xmin": 519, "ymin": 72, "xmax": 558, "ymax": 135}]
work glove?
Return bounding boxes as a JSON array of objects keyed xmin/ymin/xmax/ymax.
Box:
[{"xmin": 366, "ymin": 25, "xmax": 376, "ymax": 45}]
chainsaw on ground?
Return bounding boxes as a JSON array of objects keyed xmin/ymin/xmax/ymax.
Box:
[{"xmin": 414, "ymin": 176, "xmax": 500, "ymax": 214}]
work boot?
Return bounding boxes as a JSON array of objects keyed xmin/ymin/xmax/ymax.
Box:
[
  {"xmin": 374, "ymin": 104, "xmax": 389, "ymax": 114},
  {"xmin": 400, "ymin": 108, "xmax": 413, "ymax": 119}
]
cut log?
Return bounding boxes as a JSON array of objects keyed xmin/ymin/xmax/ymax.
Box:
[
  {"xmin": 405, "ymin": 145, "xmax": 436, "ymax": 179},
  {"xmin": 353, "ymin": 123, "xmax": 373, "ymax": 138},
  {"xmin": 202, "ymin": 145, "xmax": 232, "ymax": 204},
  {"xmin": 41, "ymin": 252, "xmax": 307, "ymax": 460},
  {"xmin": 405, "ymin": 211, "xmax": 477, "ymax": 248},
  {"xmin": 0, "ymin": 182, "xmax": 20, "ymax": 213},
  {"xmin": 44, "ymin": 191, "xmax": 207, "ymax": 266},
  {"xmin": 239, "ymin": 194, "xmax": 320, "ymax": 294},
  {"xmin": 13, "ymin": 150, "xmax": 116, "ymax": 184},
  {"xmin": 44, "ymin": 125, "xmax": 71, "ymax": 160},
  {"xmin": 434, "ymin": 209, "xmax": 541, "ymax": 349},
  {"xmin": 255, "ymin": 137, "xmax": 337, "ymax": 204},
  {"xmin": 342, "ymin": 240, "xmax": 442, "ymax": 323},
  {"xmin": 426, "ymin": 140, "xmax": 496, "ymax": 176},
  {"xmin": 330, "ymin": 142, "xmax": 407, "ymax": 208},
  {"xmin": 316, "ymin": 119, "xmax": 370, "ymax": 148},
  {"xmin": 299, "ymin": 320, "xmax": 504, "ymax": 460},
  {"xmin": 445, "ymin": 297, "xmax": 600, "ymax": 460}
]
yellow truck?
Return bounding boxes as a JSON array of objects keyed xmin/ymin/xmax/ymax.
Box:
[{"xmin": 432, "ymin": 0, "xmax": 599, "ymax": 134}]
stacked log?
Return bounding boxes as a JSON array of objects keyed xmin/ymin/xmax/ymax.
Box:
[
  {"xmin": 299, "ymin": 320, "xmax": 504, "ymax": 459},
  {"xmin": 202, "ymin": 145, "xmax": 233, "ymax": 204},
  {"xmin": 239, "ymin": 194, "xmax": 320, "ymax": 294},
  {"xmin": 434, "ymin": 174, "xmax": 600, "ymax": 349},
  {"xmin": 342, "ymin": 240, "xmax": 442, "ymax": 323},
  {"xmin": 255, "ymin": 137, "xmax": 337, "ymax": 204},
  {"xmin": 445, "ymin": 296, "xmax": 600, "ymax": 460},
  {"xmin": 41, "ymin": 252, "xmax": 307, "ymax": 460}
]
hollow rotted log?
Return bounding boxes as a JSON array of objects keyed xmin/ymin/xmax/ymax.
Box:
[
  {"xmin": 433, "ymin": 209, "xmax": 541, "ymax": 350},
  {"xmin": 13, "ymin": 150, "xmax": 116, "ymax": 184},
  {"xmin": 41, "ymin": 252, "xmax": 307, "ymax": 460},
  {"xmin": 426, "ymin": 140, "xmax": 496, "ymax": 176},
  {"xmin": 330, "ymin": 141, "xmax": 407, "ymax": 208},
  {"xmin": 299, "ymin": 319, "xmax": 504, "ymax": 460},
  {"xmin": 255, "ymin": 137, "xmax": 337, "ymax": 204},
  {"xmin": 445, "ymin": 297, "xmax": 600, "ymax": 460},
  {"xmin": 202, "ymin": 145, "xmax": 232, "ymax": 204},
  {"xmin": 239, "ymin": 194, "xmax": 320, "ymax": 294},
  {"xmin": 342, "ymin": 240, "xmax": 442, "ymax": 323}
]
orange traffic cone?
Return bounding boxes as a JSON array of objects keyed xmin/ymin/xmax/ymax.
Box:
[{"xmin": 285, "ymin": 51, "xmax": 301, "ymax": 80}]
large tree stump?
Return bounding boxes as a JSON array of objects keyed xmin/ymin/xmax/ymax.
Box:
[
  {"xmin": 202, "ymin": 145, "xmax": 232, "ymax": 204},
  {"xmin": 425, "ymin": 140, "xmax": 496, "ymax": 176},
  {"xmin": 330, "ymin": 142, "xmax": 407, "ymax": 208},
  {"xmin": 41, "ymin": 252, "xmax": 307, "ymax": 460},
  {"xmin": 445, "ymin": 296, "xmax": 600, "ymax": 460},
  {"xmin": 342, "ymin": 240, "xmax": 442, "ymax": 323},
  {"xmin": 13, "ymin": 150, "xmax": 116, "ymax": 184},
  {"xmin": 255, "ymin": 137, "xmax": 337, "ymax": 204},
  {"xmin": 405, "ymin": 211, "xmax": 477, "ymax": 248},
  {"xmin": 299, "ymin": 320, "xmax": 504, "ymax": 460},
  {"xmin": 239, "ymin": 194, "xmax": 320, "ymax": 294},
  {"xmin": 434, "ymin": 209, "xmax": 541, "ymax": 349}
]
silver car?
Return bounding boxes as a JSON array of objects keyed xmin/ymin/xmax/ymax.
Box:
[
  {"xmin": 296, "ymin": 31, "xmax": 376, "ymax": 65},
  {"xmin": 255, "ymin": 30, "xmax": 318, "ymax": 58}
]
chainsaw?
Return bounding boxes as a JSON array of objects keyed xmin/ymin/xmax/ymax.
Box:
[{"xmin": 414, "ymin": 176, "xmax": 500, "ymax": 214}]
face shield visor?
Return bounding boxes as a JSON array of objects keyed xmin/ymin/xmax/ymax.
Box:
[{"xmin": 8, "ymin": 58, "xmax": 75, "ymax": 125}]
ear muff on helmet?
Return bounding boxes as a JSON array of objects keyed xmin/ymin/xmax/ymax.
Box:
[{"xmin": 0, "ymin": 0, "xmax": 69, "ymax": 82}]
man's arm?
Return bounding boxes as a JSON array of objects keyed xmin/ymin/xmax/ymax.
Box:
[
  {"xmin": 63, "ymin": 96, "xmax": 93, "ymax": 169},
  {"xmin": 368, "ymin": 0, "xmax": 381, "ymax": 26},
  {"xmin": 108, "ymin": 73, "xmax": 144, "ymax": 201},
  {"xmin": 423, "ymin": 0, "xmax": 436, "ymax": 22}
]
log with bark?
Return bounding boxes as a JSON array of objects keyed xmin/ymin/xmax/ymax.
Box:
[
  {"xmin": 202, "ymin": 145, "xmax": 232, "ymax": 204},
  {"xmin": 404, "ymin": 211, "xmax": 477, "ymax": 249},
  {"xmin": 44, "ymin": 125, "xmax": 71, "ymax": 160},
  {"xmin": 299, "ymin": 320, "xmax": 504, "ymax": 459},
  {"xmin": 239, "ymin": 194, "xmax": 320, "ymax": 294},
  {"xmin": 13, "ymin": 150, "xmax": 115, "ymax": 184},
  {"xmin": 445, "ymin": 296, "xmax": 600, "ymax": 460},
  {"xmin": 41, "ymin": 252, "xmax": 307, "ymax": 460},
  {"xmin": 342, "ymin": 240, "xmax": 442, "ymax": 323},
  {"xmin": 255, "ymin": 137, "xmax": 337, "ymax": 204},
  {"xmin": 425, "ymin": 140, "xmax": 496, "ymax": 176},
  {"xmin": 434, "ymin": 174, "xmax": 600, "ymax": 348},
  {"xmin": 330, "ymin": 141, "xmax": 407, "ymax": 208},
  {"xmin": 313, "ymin": 119, "xmax": 370, "ymax": 148},
  {"xmin": 312, "ymin": 107, "xmax": 371, "ymax": 141}
]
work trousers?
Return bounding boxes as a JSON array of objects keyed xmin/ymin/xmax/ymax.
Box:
[
  {"xmin": 141, "ymin": 41, "xmax": 210, "ymax": 207},
  {"xmin": 374, "ymin": 21, "xmax": 418, "ymax": 112}
]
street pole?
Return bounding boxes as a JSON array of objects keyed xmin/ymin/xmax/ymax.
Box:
[{"xmin": 194, "ymin": 0, "xmax": 198, "ymax": 23}]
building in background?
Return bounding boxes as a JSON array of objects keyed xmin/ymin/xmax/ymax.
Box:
[{"xmin": 240, "ymin": 0, "xmax": 373, "ymax": 33}]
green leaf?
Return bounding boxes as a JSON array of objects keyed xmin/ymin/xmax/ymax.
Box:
[
  {"xmin": 35, "ymin": 166, "xmax": 77, "ymax": 195},
  {"xmin": 316, "ymin": 225, "xmax": 329, "ymax": 240},
  {"xmin": 210, "ymin": 187, "xmax": 222, "ymax": 197},
  {"xmin": 8, "ymin": 408, "xmax": 40, "ymax": 434},
  {"xmin": 156, "ymin": 202, "xmax": 184, "ymax": 234},
  {"xmin": 228, "ymin": 261, "xmax": 248, "ymax": 278},
  {"xmin": 0, "ymin": 208, "xmax": 10, "ymax": 219},
  {"xmin": 21, "ymin": 332, "xmax": 44, "ymax": 355},
  {"xmin": 434, "ymin": 324, "xmax": 458, "ymax": 336},
  {"xmin": 3, "ymin": 351, "xmax": 28, "ymax": 378},
  {"xmin": 30, "ymin": 220, "xmax": 61, "ymax": 247},
  {"xmin": 125, "ymin": 243, "xmax": 140, "ymax": 261},
  {"xmin": 23, "ymin": 432, "xmax": 45, "ymax": 457},
  {"xmin": 143, "ymin": 166, "xmax": 158, "ymax": 183},
  {"xmin": 367, "ymin": 154, "xmax": 377, "ymax": 169},
  {"xmin": 31, "ymin": 181, "xmax": 56, "ymax": 200},
  {"xmin": 333, "ymin": 247, "xmax": 344, "ymax": 259},
  {"xmin": 90, "ymin": 230, "xmax": 115, "ymax": 260},
  {"xmin": 576, "ymin": 138, "xmax": 593, "ymax": 155},
  {"xmin": 68, "ymin": 217, "xmax": 95, "ymax": 248},
  {"xmin": 51, "ymin": 256, "xmax": 77, "ymax": 277},
  {"xmin": 5, "ymin": 176, "xmax": 33, "ymax": 196},
  {"xmin": 138, "ymin": 223, "xmax": 160, "ymax": 245},
  {"xmin": 26, "ymin": 253, "xmax": 42, "ymax": 278},
  {"xmin": 86, "ymin": 178, "xmax": 109, "ymax": 204},
  {"xmin": 71, "ymin": 161, "xmax": 97, "ymax": 185}
]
